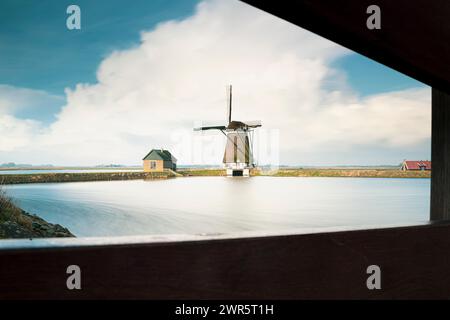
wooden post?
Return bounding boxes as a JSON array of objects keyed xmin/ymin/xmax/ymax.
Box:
[{"xmin": 430, "ymin": 88, "xmax": 450, "ymax": 221}]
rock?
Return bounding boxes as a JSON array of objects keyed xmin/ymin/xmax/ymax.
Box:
[
  {"xmin": 0, "ymin": 220, "xmax": 36, "ymax": 238},
  {"xmin": 1, "ymin": 190, "xmax": 74, "ymax": 239},
  {"xmin": 0, "ymin": 211, "xmax": 74, "ymax": 239}
]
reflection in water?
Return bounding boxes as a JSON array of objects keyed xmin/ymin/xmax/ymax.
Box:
[{"xmin": 4, "ymin": 177, "xmax": 429, "ymax": 237}]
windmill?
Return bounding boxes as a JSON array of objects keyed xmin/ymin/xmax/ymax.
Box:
[{"xmin": 194, "ymin": 85, "xmax": 262, "ymax": 176}]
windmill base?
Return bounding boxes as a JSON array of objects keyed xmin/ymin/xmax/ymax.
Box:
[{"xmin": 226, "ymin": 168, "xmax": 250, "ymax": 177}]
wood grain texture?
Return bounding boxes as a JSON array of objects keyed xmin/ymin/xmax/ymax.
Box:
[
  {"xmin": 1, "ymin": 224, "xmax": 450, "ymax": 299},
  {"xmin": 431, "ymin": 89, "xmax": 450, "ymax": 220}
]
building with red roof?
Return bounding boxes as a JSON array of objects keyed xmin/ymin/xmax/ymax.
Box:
[{"xmin": 401, "ymin": 160, "xmax": 431, "ymax": 171}]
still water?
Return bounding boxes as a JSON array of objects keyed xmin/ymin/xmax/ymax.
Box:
[{"xmin": 4, "ymin": 177, "xmax": 430, "ymax": 237}]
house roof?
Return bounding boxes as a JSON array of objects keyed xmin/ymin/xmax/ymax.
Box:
[
  {"xmin": 143, "ymin": 149, "xmax": 177, "ymax": 162},
  {"xmin": 403, "ymin": 160, "xmax": 431, "ymax": 170}
]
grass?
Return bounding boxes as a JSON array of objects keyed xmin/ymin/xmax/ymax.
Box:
[
  {"xmin": 0, "ymin": 184, "xmax": 75, "ymax": 239},
  {"xmin": 178, "ymin": 168, "xmax": 227, "ymax": 176},
  {"xmin": 0, "ymin": 171, "xmax": 176, "ymax": 184},
  {"xmin": 179, "ymin": 168, "xmax": 431, "ymax": 178},
  {"xmin": 259, "ymin": 168, "xmax": 431, "ymax": 178},
  {"xmin": 0, "ymin": 168, "xmax": 430, "ymax": 185},
  {"xmin": 0, "ymin": 185, "xmax": 32, "ymax": 230}
]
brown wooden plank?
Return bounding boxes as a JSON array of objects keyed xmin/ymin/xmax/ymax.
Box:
[
  {"xmin": 431, "ymin": 88, "xmax": 450, "ymax": 220},
  {"xmin": 1, "ymin": 223, "xmax": 450, "ymax": 299}
]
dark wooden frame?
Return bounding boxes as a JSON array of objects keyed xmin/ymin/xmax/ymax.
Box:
[
  {"xmin": 1, "ymin": 0, "xmax": 450, "ymax": 299},
  {"xmin": 431, "ymin": 89, "xmax": 450, "ymax": 221},
  {"xmin": 1, "ymin": 223, "xmax": 450, "ymax": 299}
]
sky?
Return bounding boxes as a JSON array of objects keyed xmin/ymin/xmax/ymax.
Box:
[{"xmin": 0, "ymin": 0, "xmax": 430, "ymax": 166}]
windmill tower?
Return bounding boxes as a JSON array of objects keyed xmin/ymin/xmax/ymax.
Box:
[{"xmin": 194, "ymin": 85, "xmax": 262, "ymax": 176}]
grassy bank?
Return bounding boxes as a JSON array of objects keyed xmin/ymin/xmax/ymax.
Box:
[
  {"xmin": 0, "ymin": 171, "xmax": 175, "ymax": 184},
  {"xmin": 257, "ymin": 168, "xmax": 431, "ymax": 178},
  {"xmin": 179, "ymin": 168, "xmax": 430, "ymax": 178},
  {"xmin": 0, "ymin": 186, "xmax": 74, "ymax": 238},
  {"xmin": 0, "ymin": 168, "xmax": 430, "ymax": 184},
  {"xmin": 178, "ymin": 168, "xmax": 227, "ymax": 176}
]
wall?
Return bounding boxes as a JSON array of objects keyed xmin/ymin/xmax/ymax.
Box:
[{"xmin": 143, "ymin": 160, "xmax": 164, "ymax": 172}]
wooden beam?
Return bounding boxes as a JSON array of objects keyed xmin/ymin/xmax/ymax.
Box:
[
  {"xmin": 1, "ymin": 224, "xmax": 450, "ymax": 299},
  {"xmin": 431, "ymin": 88, "xmax": 450, "ymax": 220}
]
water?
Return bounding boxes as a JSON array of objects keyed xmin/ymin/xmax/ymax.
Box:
[
  {"xmin": 4, "ymin": 177, "xmax": 430, "ymax": 237},
  {"xmin": 0, "ymin": 169, "xmax": 142, "ymax": 175}
]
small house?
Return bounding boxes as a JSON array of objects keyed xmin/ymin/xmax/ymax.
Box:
[
  {"xmin": 401, "ymin": 160, "xmax": 431, "ymax": 171},
  {"xmin": 143, "ymin": 149, "xmax": 177, "ymax": 172}
]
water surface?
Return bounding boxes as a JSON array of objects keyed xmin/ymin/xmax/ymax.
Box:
[{"xmin": 4, "ymin": 177, "xmax": 430, "ymax": 237}]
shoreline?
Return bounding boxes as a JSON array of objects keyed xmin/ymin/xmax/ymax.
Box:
[
  {"xmin": 0, "ymin": 171, "xmax": 174, "ymax": 185},
  {"xmin": 0, "ymin": 188, "xmax": 74, "ymax": 239},
  {"xmin": 0, "ymin": 168, "xmax": 430, "ymax": 184},
  {"xmin": 178, "ymin": 168, "xmax": 430, "ymax": 179},
  {"xmin": 0, "ymin": 209, "xmax": 75, "ymax": 239},
  {"xmin": 256, "ymin": 168, "xmax": 431, "ymax": 178}
]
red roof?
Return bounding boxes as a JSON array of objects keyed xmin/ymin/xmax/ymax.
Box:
[{"xmin": 404, "ymin": 160, "xmax": 431, "ymax": 170}]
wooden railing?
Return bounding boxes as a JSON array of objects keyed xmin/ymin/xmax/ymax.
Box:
[{"xmin": 1, "ymin": 223, "xmax": 449, "ymax": 299}]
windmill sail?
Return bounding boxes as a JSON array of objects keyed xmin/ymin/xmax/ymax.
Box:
[
  {"xmin": 226, "ymin": 85, "xmax": 232, "ymax": 125},
  {"xmin": 193, "ymin": 125, "xmax": 226, "ymax": 131},
  {"xmin": 242, "ymin": 120, "xmax": 262, "ymax": 128}
]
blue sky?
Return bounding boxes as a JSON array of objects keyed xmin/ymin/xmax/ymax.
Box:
[
  {"xmin": 1, "ymin": 1, "xmax": 424, "ymax": 94},
  {"xmin": 0, "ymin": 0, "xmax": 430, "ymax": 166},
  {"xmin": 333, "ymin": 55, "xmax": 425, "ymax": 96},
  {"xmin": 0, "ymin": 0, "xmax": 198, "ymax": 94},
  {"xmin": 0, "ymin": 0, "xmax": 199, "ymax": 124}
]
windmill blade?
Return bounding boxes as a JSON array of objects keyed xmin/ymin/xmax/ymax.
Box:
[
  {"xmin": 243, "ymin": 120, "xmax": 262, "ymax": 128},
  {"xmin": 226, "ymin": 85, "xmax": 232, "ymax": 125},
  {"xmin": 193, "ymin": 125, "xmax": 227, "ymax": 131}
]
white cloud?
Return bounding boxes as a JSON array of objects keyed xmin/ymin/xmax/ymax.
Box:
[
  {"xmin": 0, "ymin": 0, "xmax": 430, "ymax": 166},
  {"xmin": 298, "ymin": 87, "xmax": 430, "ymax": 148},
  {"xmin": 0, "ymin": 114, "xmax": 41, "ymax": 151},
  {"xmin": 0, "ymin": 85, "xmax": 63, "ymax": 152},
  {"xmin": 0, "ymin": 85, "xmax": 64, "ymax": 123}
]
